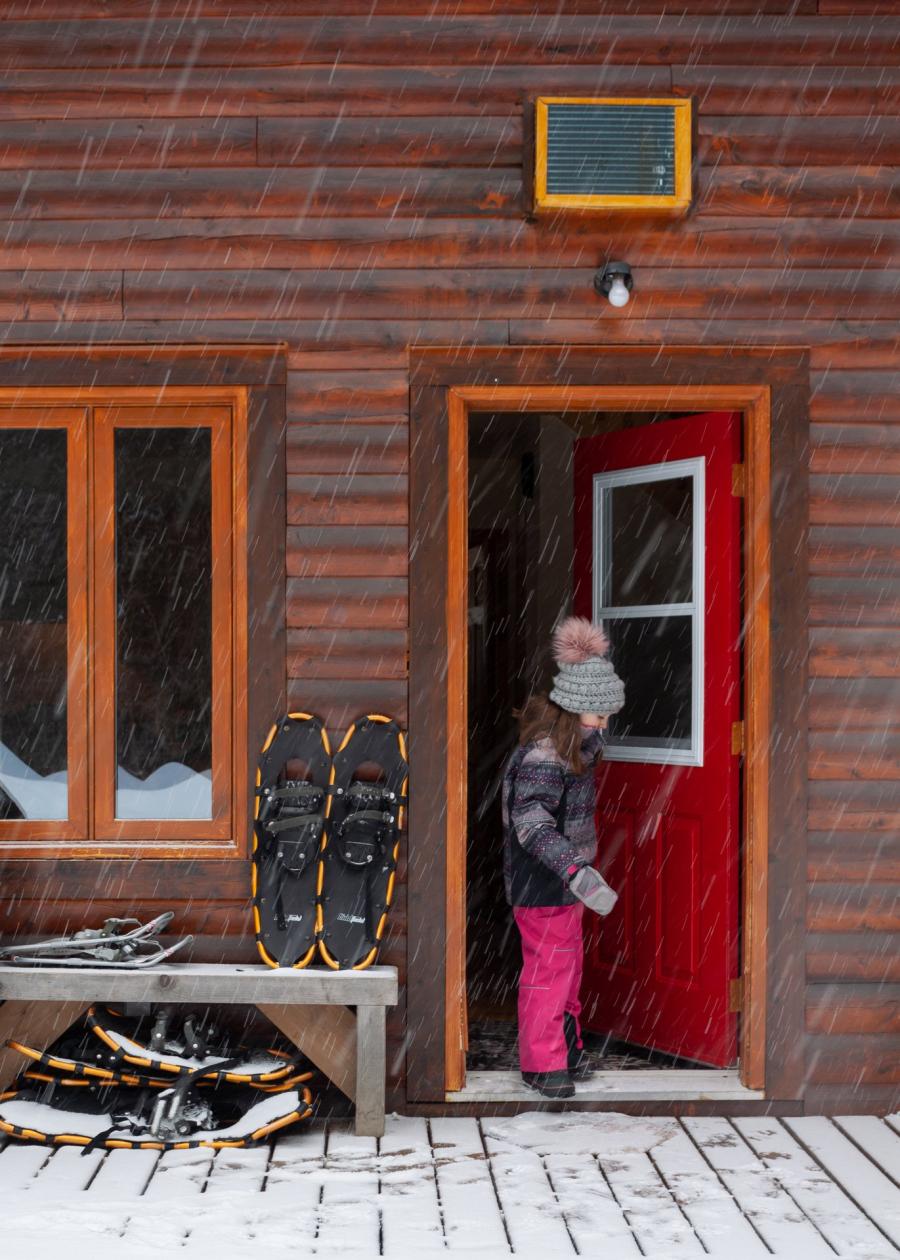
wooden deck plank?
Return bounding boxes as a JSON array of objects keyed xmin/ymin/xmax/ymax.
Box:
[
  {"xmin": 315, "ymin": 1124, "xmax": 380, "ymax": 1252},
  {"xmin": 652, "ymin": 1124, "xmax": 770, "ymax": 1256},
  {"xmin": 684, "ymin": 1118, "xmax": 836, "ymax": 1257},
  {"xmin": 264, "ymin": 1128, "xmax": 326, "ymax": 1244},
  {"xmin": 379, "ymin": 1116, "xmax": 445, "ymax": 1254},
  {"xmin": 87, "ymin": 1148, "xmax": 159, "ymax": 1201},
  {"xmin": 734, "ymin": 1116, "xmax": 892, "ymax": 1257},
  {"xmin": 598, "ymin": 1151, "xmax": 706, "ymax": 1256},
  {"xmin": 186, "ymin": 1145, "xmax": 272, "ymax": 1248},
  {"xmin": 0, "ymin": 1141, "xmax": 56, "ymax": 1195},
  {"xmin": 835, "ymin": 1115, "xmax": 900, "ymax": 1185},
  {"xmin": 430, "ymin": 1117, "xmax": 510, "ymax": 1254},
  {"xmin": 785, "ymin": 1116, "xmax": 900, "ymax": 1249},
  {"xmin": 483, "ymin": 1127, "xmax": 577, "ymax": 1255},
  {"xmin": 124, "ymin": 1146, "xmax": 215, "ymax": 1248},
  {"xmin": 544, "ymin": 1149, "xmax": 642, "ymax": 1255},
  {"xmin": 24, "ymin": 1142, "xmax": 106, "ymax": 1198}
]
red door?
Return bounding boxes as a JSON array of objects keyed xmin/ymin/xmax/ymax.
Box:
[{"xmin": 574, "ymin": 412, "xmax": 742, "ymax": 1067}]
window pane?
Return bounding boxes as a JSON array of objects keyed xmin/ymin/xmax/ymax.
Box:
[
  {"xmin": 607, "ymin": 615, "xmax": 692, "ymax": 750},
  {"xmin": 604, "ymin": 475, "xmax": 693, "ymax": 606},
  {"xmin": 0, "ymin": 429, "xmax": 68, "ymax": 820},
  {"xmin": 115, "ymin": 428, "xmax": 213, "ymax": 820}
]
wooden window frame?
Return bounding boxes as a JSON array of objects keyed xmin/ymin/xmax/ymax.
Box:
[
  {"xmin": 408, "ymin": 346, "xmax": 809, "ymax": 1106},
  {"xmin": 0, "ymin": 407, "xmax": 89, "ymax": 844},
  {"xmin": 534, "ymin": 96, "xmax": 693, "ymax": 213},
  {"xmin": 0, "ymin": 345, "xmax": 285, "ymax": 864}
]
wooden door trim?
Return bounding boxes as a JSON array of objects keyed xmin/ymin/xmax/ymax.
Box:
[{"xmin": 408, "ymin": 346, "xmax": 809, "ymax": 1104}]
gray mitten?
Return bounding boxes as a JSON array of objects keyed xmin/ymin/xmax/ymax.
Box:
[{"xmin": 568, "ymin": 865, "xmax": 618, "ymax": 917}]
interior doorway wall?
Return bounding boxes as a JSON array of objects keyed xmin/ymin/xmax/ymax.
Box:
[
  {"xmin": 464, "ymin": 407, "xmax": 720, "ymax": 1077},
  {"xmin": 407, "ymin": 348, "xmax": 810, "ymax": 1107}
]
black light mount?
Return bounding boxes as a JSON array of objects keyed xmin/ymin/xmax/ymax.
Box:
[{"xmin": 594, "ymin": 262, "xmax": 634, "ymax": 308}]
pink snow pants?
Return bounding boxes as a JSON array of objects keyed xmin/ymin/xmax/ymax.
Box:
[{"xmin": 513, "ymin": 903, "xmax": 584, "ymax": 1073}]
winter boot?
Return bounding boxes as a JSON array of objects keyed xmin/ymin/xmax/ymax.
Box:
[
  {"xmin": 521, "ymin": 1070, "xmax": 575, "ymax": 1100},
  {"xmin": 564, "ymin": 1012, "xmax": 595, "ymax": 1081}
]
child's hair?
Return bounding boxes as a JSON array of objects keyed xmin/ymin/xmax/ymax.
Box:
[{"xmin": 515, "ymin": 693, "xmax": 589, "ymax": 775}]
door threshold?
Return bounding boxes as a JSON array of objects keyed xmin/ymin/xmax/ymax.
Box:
[{"xmin": 447, "ymin": 1069, "xmax": 762, "ymax": 1103}]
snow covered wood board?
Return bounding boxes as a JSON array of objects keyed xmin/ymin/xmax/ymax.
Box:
[
  {"xmin": 834, "ymin": 1116, "xmax": 900, "ymax": 1187},
  {"xmin": 429, "ymin": 1117, "xmax": 510, "ymax": 1253},
  {"xmin": 315, "ymin": 1125, "xmax": 380, "ymax": 1252},
  {"xmin": 683, "ymin": 1117, "xmax": 845, "ymax": 1258},
  {"xmin": 21, "ymin": 1142, "xmax": 105, "ymax": 1200},
  {"xmin": 0, "ymin": 1112, "xmax": 897, "ymax": 1256},
  {"xmin": 183, "ymin": 1145, "xmax": 273, "ymax": 1247},
  {"xmin": 785, "ymin": 1116, "xmax": 900, "ymax": 1251},
  {"xmin": 378, "ymin": 1116, "xmax": 445, "ymax": 1255},
  {"xmin": 734, "ymin": 1116, "xmax": 896, "ymax": 1258},
  {"xmin": 649, "ymin": 1124, "xmax": 770, "ymax": 1257}
]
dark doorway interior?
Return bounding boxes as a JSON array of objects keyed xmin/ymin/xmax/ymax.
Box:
[{"xmin": 465, "ymin": 408, "xmax": 710, "ymax": 1077}]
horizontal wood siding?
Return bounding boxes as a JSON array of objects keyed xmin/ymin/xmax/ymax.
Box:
[{"xmin": 0, "ymin": 4, "xmax": 896, "ymax": 1112}]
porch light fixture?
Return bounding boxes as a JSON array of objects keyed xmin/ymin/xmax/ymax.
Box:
[{"xmin": 595, "ymin": 262, "xmax": 633, "ymax": 308}]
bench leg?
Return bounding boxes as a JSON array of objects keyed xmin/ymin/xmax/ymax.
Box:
[
  {"xmin": 257, "ymin": 1003, "xmax": 357, "ymax": 1101},
  {"xmin": 355, "ymin": 1004, "xmax": 386, "ymax": 1138},
  {"xmin": 0, "ymin": 1000, "xmax": 90, "ymax": 1091}
]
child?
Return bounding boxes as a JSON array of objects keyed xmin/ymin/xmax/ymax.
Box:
[{"xmin": 502, "ymin": 617, "xmax": 624, "ymax": 1099}]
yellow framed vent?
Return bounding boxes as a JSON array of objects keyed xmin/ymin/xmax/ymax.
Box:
[{"xmin": 534, "ymin": 97, "xmax": 692, "ymax": 212}]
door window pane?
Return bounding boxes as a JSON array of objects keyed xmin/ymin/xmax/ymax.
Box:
[
  {"xmin": 115, "ymin": 428, "xmax": 213, "ymax": 820},
  {"xmin": 605, "ymin": 475, "xmax": 693, "ymax": 606},
  {"xmin": 0, "ymin": 429, "xmax": 68, "ymax": 820},
  {"xmin": 606, "ymin": 615, "xmax": 692, "ymax": 751}
]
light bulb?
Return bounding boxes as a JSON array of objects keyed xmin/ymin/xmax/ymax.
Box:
[{"xmin": 607, "ymin": 276, "xmax": 631, "ymax": 308}]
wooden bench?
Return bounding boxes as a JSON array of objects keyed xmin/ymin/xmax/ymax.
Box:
[{"xmin": 0, "ymin": 962, "xmax": 398, "ymax": 1137}]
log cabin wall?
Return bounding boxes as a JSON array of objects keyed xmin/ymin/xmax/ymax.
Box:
[{"xmin": 0, "ymin": 2, "xmax": 896, "ymax": 1113}]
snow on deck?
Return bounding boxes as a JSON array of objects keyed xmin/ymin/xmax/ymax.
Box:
[{"xmin": 0, "ymin": 1112, "xmax": 898, "ymax": 1259}]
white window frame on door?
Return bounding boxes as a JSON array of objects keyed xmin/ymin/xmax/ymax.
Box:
[{"xmin": 592, "ymin": 456, "xmax": 705, "ymax": 767}]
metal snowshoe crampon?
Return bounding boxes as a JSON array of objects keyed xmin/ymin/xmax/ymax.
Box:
[
  {"xmin": 318, "ymin": 715, "xmax": 408, "ymax": 970},
  {"xmin": 85, "ymin": 1005, "xmax": 306, "ymax": 1087},
  {"xmin": 252, "ymin": 713, "xmax": 331, "ymax": 968},
  {"xmin": 0, "ymin": 912, "xmax": 192, "ymax": 969}
]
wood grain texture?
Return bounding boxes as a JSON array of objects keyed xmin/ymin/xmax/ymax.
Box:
[
  {"xmin": 124, "ymin": 268, "xmax": 899, "ymax": 321},
  {"xmin": 2, "ymin": 217, "xmax": 896, "ymax": 270},
  {"xmin": 2, "ymin": 17, "xmax": 891, "ymax": 71},
  {"xmin": 0, "ymin": 7, "xmax": 895, "ymax": 1113}
]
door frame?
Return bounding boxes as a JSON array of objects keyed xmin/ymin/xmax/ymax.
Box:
[{"xmin": 408, "ymin": 346, "xmax": 809, "ymax": 1104}]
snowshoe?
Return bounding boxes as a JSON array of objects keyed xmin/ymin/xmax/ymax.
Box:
[
  {"xmin": 8, "ymin": 1025, "xmax": 170, "ymax": 1088},
  {"xmin": 0, "ymin": 1079, "xmax": 313, "ymax": 1150},
  {"xmin": 253, "ymin": 713, "xmax": 331, "ymax": 968},
  {"xmin": 318, "ymin": 715, "xmax": 408, "ymax": 970},
  {"xmin": 85, "ymin": 1006, "xmax": 305, "ymax": 1087},
  {"xmin": 0, "ymin": 912, "xmax": 192, "ymax": 968}
]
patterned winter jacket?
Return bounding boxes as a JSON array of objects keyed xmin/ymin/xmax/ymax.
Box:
[{"xmin": 502, "ymin": 731, "xmax": 603, "ymax": 907}]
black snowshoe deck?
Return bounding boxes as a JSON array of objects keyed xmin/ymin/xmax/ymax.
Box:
[
  {"xmin": 318, "ymin": 715, "xmax": 408, "ymax": 970},
  {"xmin": 0, "ymin": 1081, "xmax": 313, "ymax": 1150},
  {"xmin": 253, "ymin": 713, "xmax": 332, "ymax": 968}
]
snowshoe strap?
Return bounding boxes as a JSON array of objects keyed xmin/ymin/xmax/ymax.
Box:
[
  {"xmin": 265, "ymin": 811, "xmax": 324, "ymax": 838},
  {"xmin": 262, "ymin": 781, "xmax": 324, "ymax": 804}
]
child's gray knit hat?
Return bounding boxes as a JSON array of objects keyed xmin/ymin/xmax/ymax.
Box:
[{"xmin": 549, "ymin": 617, "xmax": 625, "ymax": 716}]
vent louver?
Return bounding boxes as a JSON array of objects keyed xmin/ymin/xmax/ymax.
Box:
[{"xmin": 534, "ymin": 97, "xmax": 692, "ymax": 212}]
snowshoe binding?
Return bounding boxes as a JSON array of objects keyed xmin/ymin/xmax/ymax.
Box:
[
  {"xmin": 253, "ymin": 713, "xmax": 331, "ymax": 968},
  {"xmin": 0, "ymin": 912, "xmax": 192, "ymax": 968},
  {"xmin": 85, "ymin": 1005, "xmax": 305, "ymax": 1087},
  {"xmin": 0, "ymin": 1078, "xmax": 313, "ymax": 1151},
  {"xmin": 318, "ymin": 715, "xmax": 408, "ymax": 970}
]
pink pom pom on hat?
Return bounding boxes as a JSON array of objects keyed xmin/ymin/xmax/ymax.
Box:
[
  {"xmin": 552, "ymin": 616, "xmax": 610, "ymax": 665},
  {"xmin": 549, "ymin": 616, "xmax": 625, "ymax": 716}
]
